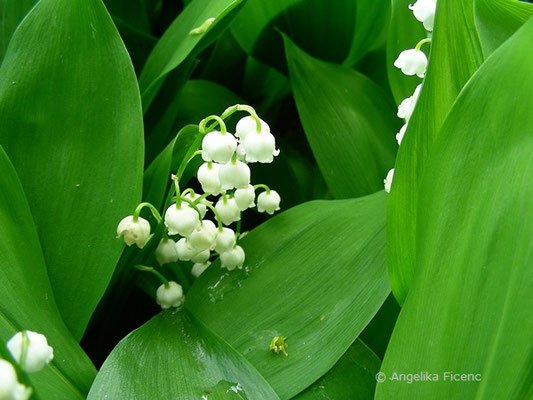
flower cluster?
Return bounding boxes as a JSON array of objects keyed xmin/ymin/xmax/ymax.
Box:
[
  {"xmin": 0, "ymin": 331, "xmax": 54, "ymax": 400},
  {"xmin": 117, "ymin": 105, "xmax": 281, "ymax": 309},
  {"xmin": 385, "ymin": 0, "xmax": 436, "ymax": 193}
]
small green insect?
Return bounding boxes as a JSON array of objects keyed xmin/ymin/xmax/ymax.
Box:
[{"xmin": 270, "ymin": 336, "xmax": 288, "ymax": 356}]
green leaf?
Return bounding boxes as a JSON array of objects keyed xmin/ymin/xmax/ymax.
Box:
[
  {"xmin": 104, "ymin": 0, "xmax": 151, "ymax": 32},
  {"xmin": 377, "ymin": 17, "xmax": 533, "ymax": 399},
  {"xmin": 294, "ymin": 339, "xmax": 380, "ymax": 400},
  {"xmin": 474, "ymin": 0, "xmax": 533, "ymax": 57},
  {"xmin": 386, "ymin": 0, "xmax": 483, "ymax": 304},
  {"xmin": 87, "ymin": 310, "xmax": 280, "ymax": 399},
  {"xmin": 0, "ymin": 145, "xmax": 96, "ymax": 399},
  {"xmin": 138, "ymin": 0, "xmax": 245, "ymax": 111},
  {"xmin": 0, "ymin": 0, "xmax": 36, "ymax": 61},
  {"xmin": 186, "ymin": 192, "xmax": 390, "ymax": 398},
  {"xmin": 0, "ymin": 0, "xmax": 144, "ymax": 339},
  {"xmin": 284, "ymin": 37, "xmax": 398, "ymax": 199}
]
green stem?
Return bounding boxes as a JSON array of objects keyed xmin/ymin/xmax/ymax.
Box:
[
  {"xmin": 180, "ymin": 197, "xmax": 204, "ymax": 222},
  {"xmin": 235, "ymin": 219, "xmax": 242, "ymax": 239},
  {"xmin": 194, "ymin": 193, "xmax": 210, "ymax": 203},
  {"xmin": 135, "ymin": 265, "xmax": 169, "ymax": 287},
  {"xmin": 221, "ymin": 104, "xmax": 262, "ymax": 132},
  {"xmin": 206, "ymin": 203, "xmax": 224, "ymax": 231},
  {"xmin": 253, "ymin": 184, "xmax": 271, "ymax": 194},
  {"xmin": 133, "ymin": 202, "xmax": 162, "ymax": 222},
  {"xmin": 415, "ymin": 37, "xmax": 432, "ymax": 51},
  {"xmin": 199, "ymin": 115, "xmax": 227, "ymax": 134}
]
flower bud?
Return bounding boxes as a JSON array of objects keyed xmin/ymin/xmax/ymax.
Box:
[
  {"xmin": 175, "ymin": 238, "xmax": 199, "ymax": 261},
  {"xmin": 257, "ymin": 190, "xmax": 281, "ymax": 215},
  {"xmin": 155, "ymin": 238, "xmax": 179, "ymax": 265},
  {"xmin": 214, "ymin": 227, "xmax": 236, "ymax": 253},
  {"xmin": 394, "ymin": 49, "xmax": 427, "ymax": 78},
  {"xmin": 191, "ymin": 249, "xmax": 210, "ymax": 264},
  {"xmin": 220, "ymin": 245, "xmax": 245, "ymax": 271},
  {"xmin": 7, "ymin": 331, "xmax": 54, "ymax": 373},
  {"xmin": 235, "ymin": 115, "xmax": 270, "ymax": 140},
  {"xmin": 197, "ymin": 162, "xmax": 222, "ymax": 194},
  {"xmin": 201, "ymin": 130, "xmax": 237, "ymax": 164},
  {"xmin": 396, "ymin": 124, "xmax": 408, "ymax": 145},
  {"xmin": 219, "ymin": 160, "xmax": 251, "ymax": 190},
  {"xmin": 164, "ymin": 203, "xmax": 200, "ymax": 236},
  {"xmin": 215, "ymin": 197, "xmax": 241, "ymax": 225},
  {"xmin": 409, "ymin": 0, "xmax": 436, "ymax": 31},
  {"xmin": 0, "ymin": 359, "xmax": 31, "ymax": 400},
  {"xmin": 156, "ymin": 281, "xmax": 184, "ymax": 309},
  {"xmin": 242, "ymin": 130, "xmax": 280, "ymax": 163},
  {"xmin": 188, "ymin": 220, "xmax": 218, "ymax": 252},
  {"xmin": 182, "ymin": 192, "xmax": 207, "ymax": 218},
  {"xmin": 397, "ymin": 97, "xmax": 415, "ymax": 121},
  {"xmin": 192, "ymin": 262, "xmax": 211, "ymax": 278},
  {"xmin": 384, "ymin": 168, "xmax": 395, "ymax": 193},
  {"xmin": 116, "ymin": 215, "xmax": 151, "ymax": 248},
  {"xmin": 234, "ymin": 185, "xmax": 256, "ymax": 211}
]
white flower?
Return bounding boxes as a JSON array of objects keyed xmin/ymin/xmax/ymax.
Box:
[
  {"xmin": 182, "ymin": 192, "xmax": 207, "ymax": 218},
  {"xmin": 236, "ymin": 143, "xmax": 247, "ymax": 161},
  {"xmin": 215, "ymin": 197, "xmax": 241, "ymax": 225},
  {"xmin": 235, "ymin": 115, "xmax": 270, "ymax": 140},
  {"xmin": 164, "ymin": 203, "xmax": 200, "ymax": 236},
  {"xmin": 220, "ymin": 245, "xmax": 245, "ymax": 271},
  {"xmin": 197, "ymin": 162, "xmax": 222, "ymax": 194},
  {"xmin": 409, "ymin": 0, "xmax": 436, "ymax": 31},
  {"xmin": 0, "ymin": 359, "xmax": 31, "ymax": 400},
  {"xmin": 156, "ymin": 281, "xmax": 184, "ymax": 309},
  {"xmin": 219, "ymin": 160, "xmax": 250, "ymax": 190},
  {"xmin": 192, "ymin": 262, "xmax": 211, "ymax": 278},
  {"xmin": 175, "ymin": 238, "xmax": 199, "ymax": 261},
  {"xmin": 234, "ymin": 184, "xmax": 256, "ymax": 211},
  {"xmin": 7, "ymin": 331, "xmax": 54, "ymax": 373},
  {"xmin": 188, "ymin": 220, "xmax": 218, "ymax": 252},
  {"xmin": 384, "ymin": 168, "xmax": 395, "ymax": 193},
  {"xmin": 214, "ymin": 227, "xmax": 236, "ymax": 253},
  {"xmin": 116, "ymin": 216, "xmax": 151, "ymax": 248},
  {"xmin": 396, "ymin": 124, "xmax": 408, "ymax": 145},
  {"xmin": 242, "ymin": 130, "xmax": 280, "ymax": 163},
  {"xmin": 201, "ymin": 130, "xmax": 237, "ymax": 163},
  {"xmin": 191, "ymin": 249, "xmax": 210, "ymax": 264},
  {"xmin": 257, "ymin": 190, "xmax": 281, "ymax": 214},
  {"xmin": 155, "ymin": 238, "xmax": 178, "ymax": 265},
  {"xmin": 394, "ymin": 49, "xmax": 428, "ymax": 78},
  {"xmin": 397, "ymin": 84, "xmax": 423, "ymax": 121}
]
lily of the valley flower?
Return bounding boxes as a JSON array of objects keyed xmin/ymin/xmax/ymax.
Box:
[
  {"xmin": 197, "ymin": 162, "xmax": 222, "ymax": 194},
  {"xmin": 397, "ymin": 84, "xmax": 423, "ymax": 121},
  {"xmin": 257, "ymin": 190, "xmax": 281, "ymax": 214},
  {"xmin": 7, "ymin": 331, "xmax": 54, "ymax": 373},
  {"xmin": 384, "ymin": 168, "xmax": 395, "ymax": 194},
  {"xmin": 191, "ymin": 249, "xmax": 210, "ymax": 264},
  {"xmin": 234, "ymin": 184, "xmax": 256, "ymax": 211},
  {"xmin": 155, "ymin": 238, "xmax": 179, "ymax": 265},
  {"xmin": 164, "ymin": 203, "xmax": 200, "ymax": 236},
  {"xmin": 116, "ymin": 216, "xmax": 151, "ymax": 248},
  {"xmin": 394, "ymin": 49, "xmax": 428, "ymax": 78},
  {"xmin": 0, "ymin": 359, "xmax": 30, "ymax": 400},
  {"xmin": 214, "ymin": 227, "xmax": 236, "ymax": 253},
  {"xmin": 175, "ymin": 238, "xmax": 199, "ymax": 261},
  {"xmin": 201, "ymin": 130, "xmax": 237, "ymax": 163},
  {"xmin": 242, "ymin": 129, "xmax": 279, "ymax": 163},
  {"xmin": 409, "ymin": 0, "xmax": 436, "ymax": 31},
  {"xmin": 182, "ymin": 192, "xmax": 207, "ymax": 218},
  {"xmin": 215, "ymin": 197, "xmax": 241, "ymax": 225},
  {"xmin": 235, "ymin": 115, "xmax": 270, "ymax": 139},
  {"xmin": 220, "ymin": 245, "xmax": 245, "ymax": 270},
  {"xmin": 192, "ymin": 261, "xmax": 211, "ymax": 278},
  {"xmin": 156, "ymin": 281, "xmax": 184, "ymax": 309},
  {"xmin": 219, "ymin": 159, "xmax": 251, "ymax": 190},
  {"xmin": 396, "ymin": 124, "xmax": 408, "ymax": 145},
  {"xmin": 188, "ymin": 220, "xmax": 218, "ymax": 252}
]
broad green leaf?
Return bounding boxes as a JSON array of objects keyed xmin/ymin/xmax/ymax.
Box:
[
  {"xmin": 87, "ymin": 310, "xmax": 279, "ymax": 399},
  {"xmin": 386, "ymin": 0, "xmax": 483, "ymax": 304},
  {"xmin": 475, "ymin": 0, "xmax": 533, "ymax": 56},
  {"xmin": 285, "ymin": 37, "xmax": 398, "ymax": 199},
  {"xmin": 0, "ymin": 0, "xmax": 36, "ymax": 61},
  {"xmin": 377, "ymin": 17, "xmax": 533, "ymax": 399},
  {"xmin": 0, "ymin": 145, "xmax": 96, "ymax": 399},
  {"xmin": 187, "ymin": 192, "xmax": 390, "ymax": 398},
  {"xmin": 386, "ymin": 0, "xmax": 427, "ymax": 104},
  {"xmin": 295, "ymin": 339, "xmax": 380, "ymax": 400},
  {"xmin": 113, "ymin": 19, "xmax": 157, "ymax": 74},
  {"xmin": 0, "ymin": 0, "xmax": 144, "ymax": 339},
  {"xmin": 139, "ymin": 0, "xmax": 245, "ymax": 110}
]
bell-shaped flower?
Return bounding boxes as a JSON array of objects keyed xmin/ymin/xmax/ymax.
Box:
[
  {"xmin": 155, "ymin": 238, "xmax": 179, "ymax": 265},
  {"xmin": 257, "ymin": 190, "xmax": 281, "ymax": 215},
  {"xmin": 7, "ymin": 331, "xmax": 54, "ymax": 373},
  {"xmin": 396, "ymin": 124, "xmax": 408, "ymax": 145},
  {"xmin": 220, "ymin": 245, "xmax": 245, "ymax": 271},
  {"xmin": 201, "ymin": 130, "xmax": 237, "ymax": 163},
  {"xmin": 394, "ymin": 49, "xmax": 428, "ymax": 78},
  {"xmin": 219, "ymin": 159, "xmax": 251, "ymax": 190},
  {"xmin": 182, "ymin": 192, "xmax": 207, "ymax": 218},
  {"xmin": 409, "ymin": 0, "xmax": 436, "ymax": 31},
  {"xmin": 191, "ymin": 249, "xmax": 210, "ymax": 264},
  {"xmin": 175, "ymin": 238, "xmax": 199, "ymax": 261},
  {"xmin": 188, "ymin": 220, "xmax": 218, "ymax": 252},
  {"xmin": 236, "ymin": 143, "xmax": 247, "ymax": 162},
  {"xmin": 235, "ymin": 115, "xmax": 270, "ymax": 140},
  {"xmin": 214, "ymin": 227, "xmax": 236, "ymax": 253},
  {"xmin": 0, "ymin": 359, "xmax": 30, "ymax": 400},
  {"xmin": 197, "ymin": 162, "xmax": 222, "ymax": 194},
  {"xmin": 116, "ymin": 215, "xmax": 151, "ymax": 248},
  {"xmin": 156, "ymin": 281, "xmax": 184, "ymax": 309},
  {"xmin": 384, "ymin": 168, "xmax": 395, "ymax": 193},
  {"xmin": 192, "ymin": 262, "xmax": 211, "ymax": 278},
  {"xmin": 242, "ymin": 129, "xmax": 280, "ymax": 163},
  {"xmin": 398, "ymin": 84, "xmax": 422, "ymax": 121},
  {"xmin": 164, "ymin": 203, "xmax": 200, "ymax": 236},
  {"xmin": 215, "ymin": 197, "xmax": 241, "ymax": 225},
  {"xmin": 234, "ymin": 184, "xmax": 256, "ymax": 211}
]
